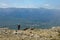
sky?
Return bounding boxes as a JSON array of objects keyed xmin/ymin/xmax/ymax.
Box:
[{"xmin": 0, "ymin": 0, "xmax": 60, "ymax": 9}]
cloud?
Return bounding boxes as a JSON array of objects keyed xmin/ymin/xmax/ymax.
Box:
[
  {"xmin": 39, "ymin": 4, "xmax": 54, "ymax": 9},
  {"xmin": 39, "ymin": 4, "xmax": 60, "ymax": 9},
  {"xmin": 0, "ymin": 3, "xmax": 60, "ymax": 9},
  {"xmin": 44, "ymin": 4, "xmax": 50, "ymax": 7},
  {"xmin": 0, "ymin": 3, "xmax": 38, "ymax": 8},
  {"xmin": 15, "ymin": 4, "xmax": 38, "ymax": 8},
  {"xmin": 0, "ymin": 3, "xmax": 9, "ymax": 8}
]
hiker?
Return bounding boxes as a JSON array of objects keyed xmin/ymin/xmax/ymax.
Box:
[{"xmin": 17, "ymin": 24, "xmax": 21, "ymax": 30}]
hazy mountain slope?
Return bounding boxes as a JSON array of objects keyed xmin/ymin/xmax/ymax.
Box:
[{"xmin": 0, "ymin": 8, "xmax": 60, "ymax": 29}]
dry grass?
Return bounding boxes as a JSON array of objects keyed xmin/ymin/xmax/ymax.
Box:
[{"xmin": 0, "ymin": 27, "xmax": 60, "ymax": 40}]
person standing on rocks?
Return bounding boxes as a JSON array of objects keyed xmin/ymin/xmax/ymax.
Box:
[{"xmin": 17, "ymin": 24, "xmax": 21, "ymax": 30}]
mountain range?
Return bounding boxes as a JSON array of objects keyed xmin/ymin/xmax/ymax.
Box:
[{"xmin": 0, "ymin": 8, "xmax": 60, "ymax": 29}]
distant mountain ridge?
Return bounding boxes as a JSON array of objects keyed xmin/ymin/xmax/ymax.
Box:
[{"xmin": 0, "ymin": 8, "xmax": 60, "ymax": 29}]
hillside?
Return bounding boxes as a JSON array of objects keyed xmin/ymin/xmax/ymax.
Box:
[
  {"xmin": 0, "ymin": 8, "xmax": 60, "ymax": 29},
  {"xmin": 0, "ymin": 27, "xmax": 60, "ymax": 40}
]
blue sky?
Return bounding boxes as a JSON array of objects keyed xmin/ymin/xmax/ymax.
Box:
[{"xmin": 0, "ymin": 0, "xmax": 60, "ymax": 9}]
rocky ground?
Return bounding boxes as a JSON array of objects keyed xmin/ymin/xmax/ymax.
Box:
[{"xmin": 0, "ymin": 27, "xmax": 60, "ymax": 40}]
